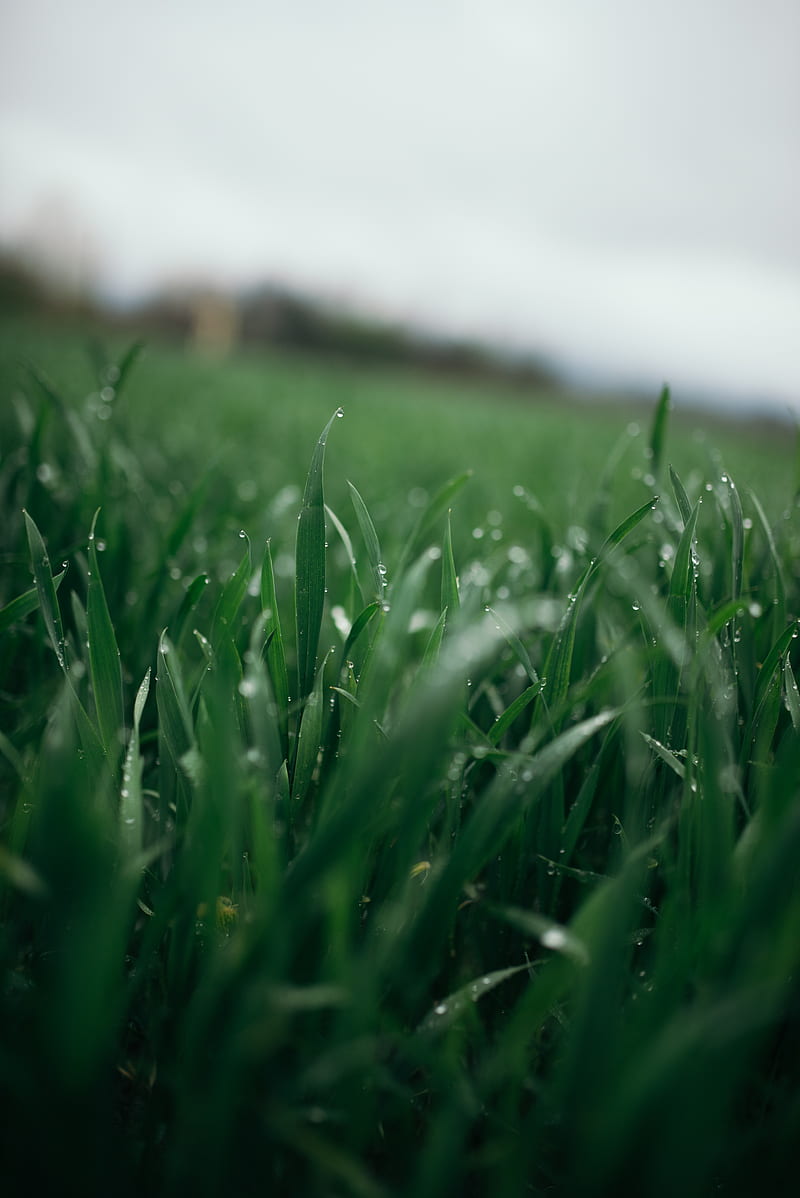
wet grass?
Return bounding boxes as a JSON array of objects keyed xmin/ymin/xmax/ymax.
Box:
[{"xmin": 1, "ymin": 325, "xmax": 800, "ymax": 1196}]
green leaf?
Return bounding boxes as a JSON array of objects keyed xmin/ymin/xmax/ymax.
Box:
[
  {"xmin": 295, "ymin": 409, "xmax": 341, "ymax": 699},
  {"xmin": 87, "ymin": 511, "xmax": 125, "ymax": 760}
]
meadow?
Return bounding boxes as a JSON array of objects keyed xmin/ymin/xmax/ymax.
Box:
[{"xmin": 1, "ymin": 318, "xmax": 799, "ymax": 1196}]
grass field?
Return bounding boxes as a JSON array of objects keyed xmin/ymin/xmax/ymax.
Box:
[{"xmin": 1, "ymin": 318, "xmax": 799, "ymax": 1196}]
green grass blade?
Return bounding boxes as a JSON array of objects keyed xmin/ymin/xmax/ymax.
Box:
[
  {"xmin": 784, "ymin": 657, "xmax": 800, "ymax": 732},
  {"xmin": 420, "ymin": 607, "xmax": 448, "ymax": 672},
  {"xmin": 295, "ymin": 408, "xmax": 342, "ymax": 699},
  {"xmin": 260, "ymin": 540, "xmax": 290, "ymax": 733},
  {"xmin": 725, "ymin": 471, "xmax": 744, "ymax": 604},
  {"xmin": 156, "ymin": 630, "xmax": 196, "ymax": 770},
  {"xmin": 748, "ymin": 487, "xmax": 786, "ymax": 634},
  {"xmin": 119, "ymin": 668, "xmax": 151, "ymax": 863},
  {"xmin": 211, "ymin": 544, "xmax": 251, "ymax": 652},
  {"xmin": 440, "ymin": 511, "xmax": 460, "ymax": 620},
  {"xmin": 347, "ymin": 480, "xmax": 386, "ymax": 601},
  {"xmin": 291, "ymin": 652, "xmax": 330, "ymax": 802},
  {"xmin": 325, "ymin": 501, "xmax": 363, "ymax": 602},
  {"xmin": 488, "ymin": 681, "xmax": 544, "ymax": 746},
  {"xmin": 23, "ymin": 509, "xmax": 67, "ymax": 669},
  {"xmin": 487, "ymin": 904, "xmax": 590, "ymax": 965},
  {"xmin": 544, "ymin": 496, "xmax": 659, "ymax": 715},
  {"xmin": 648, "ymin": 384, "xmax": 671, "ymax": 478},
  {"xmin": 341, "ymin": 601, "xmax": 381, "ymax": 661},
  {"xmin": 0, "ymin": 569, "xmax": 66, "ymax": 636},
  {"xmin": 87, "ymin": 511, "xmax": 125, "ymax": 760},
  {"xmin": 173, "ymin": 573, "xmax": 209, "ymax": 644},
  {"xmin": 486, "ymin": 605, "xmax": 539, "ymax": 686},
  {"xmin": 418, "ymin": 962, "xmax": 530, "ymax": 1033},
  {"xmin": 669, "ymin": 464, "xmax": 692, "ymax": 526},
  {"xmin": 396, "ymin": 470, "xmax": 472, "ymax": 576}
]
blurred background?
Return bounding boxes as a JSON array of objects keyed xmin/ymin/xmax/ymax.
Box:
[{"xmin": 1, "ymin": 0, "xmax": 798, "ymax": 412}]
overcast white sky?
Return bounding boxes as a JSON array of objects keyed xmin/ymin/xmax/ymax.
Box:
[{"xmin": 1, "ymin": 0, "xmax": 799, "ymax": 407}]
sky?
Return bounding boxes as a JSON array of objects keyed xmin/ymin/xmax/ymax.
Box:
[{"xmin": 1, "ymin": 0, "xmax": 799, "ymax": 409}]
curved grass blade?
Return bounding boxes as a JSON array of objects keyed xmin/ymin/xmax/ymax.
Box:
[
  {"xmin": 23, "ymin": 509, "xmax": 66, "ymax": 669},
  {"xmin": 173, "ymin": 573, "xmax": 209, "ymax": 645},
  {"xmin": 156, "ymin": 631, "xmax": 196, "ymax": 771},
  {"xmin": 648, "ymin": 384, "xmax": 671, "ymax": 478},
  {"xmin": 440, "ymin": 511, "xmax": 460, "ymax": 621},
  {"xmin": 87, "ymin": 511, "xmax": 125, "ymax": 760},
  {"xmin": 669, "ymin": 464, "xmax": 692, "ymax": 526},
  {"xmin": 347, "ymin": 480, "xmax": 385, "ymax": 601},
  {"xmin": 112, "ymin": 339, "xmax": 144, "ymax": 398},
  {"xmin": 784, "ymin": 657, "xmax": 800, "ymax": 732},
  {"xmin": 486, "ymin": 604, "xmax": 538, "ymax": 686},
  {"xmin": 418, "ymin": 962, "xmax": 530, "ymax": 1034},
  {"xmin": 295, "ymin": 408, "xmax": 342, "ymax": 699},
  {"xmin": 0, "ymin": 568, "xmax": 66, "ymax": 636},
  {"xmin": 544, "ymin": 497, "xmax": 659, "ymax": 715},
  {"xmin": 120, "ymin": 668, "xmax": 151, "ymax": 863},
  {"xmin": 748, "ymin": 487, "xmax": 786, "ymax": 635},
  {"xmin": 396, "ymin": 469, "xmax": 472, "ymax": 576},
  {"xmin": 211, "ymin": 543, "xmax": 251, "ymax": 651},
  {"xmin": 420, "ymin": 607, "xmax": 448, "ymax": 673},
  {"xmin": 261, "ymin": 540, "xmax": 290, "ymax": 753},
  {"xmin": 725, "ymin": 471, "xmax": 744, "ymax": 605},
  {"xmin": 325, "ymin": 501, "xmax": 363, "ymax": 602},
  {"xmin": 488, "ymin": 680, "xmax": 544, "ymax": 746},
  {"xmin": 341, "ymin": 601, "xmax": 381, "ymax": 662},
  {"xmin": 487, "ymin": 905, "xmax": 590, "ymax": 965},
  {"xmin": 291, "ymin": 652, "xmax": 330, "ymax": 802}
]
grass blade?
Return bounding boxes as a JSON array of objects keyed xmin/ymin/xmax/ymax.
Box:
[
  {"xmin": 260, "ymin": 541, "xmax": 290, "ymax": 757},
  {"xmin": 648, "ymin": 384, "xmax": 671, "ymax": 478},
  {"xmin": 87, "ymin": 511, "xmax": 125, "ymax": 760},
  {"xmin": 211, "ymin": 543, "xmax": 251, "ymax": 652},
  {"xmin": 396, "ymin": 470, "xmax": 472, "ymax": 576},
  {"xmin": 418, "ymin": 962, "xmax": 530, "ymax": 1033},
  {"xmin": 347, "ymin": 480, "xmax": 386, "ymax": 602},
  {"xmin": 0, "ymin": 569, "xmax": 66, "ymax": 636},
  {"xmin": 23, "ymin": 509, "xmax": 67, "ymax": 669},
  {"xmin": 440, "ymin": 511, "xmax": 460, "ymax": 621},
  {"xmin": 119, "ymin": 668, "xmax": 151, "ymax": 863},
  {"xmin": 295, "ymin": 408, "xmax": 342, "ymax": 699},
  {"xmin": 669, "ymin": 464, "xmax": 692, "ymax": 526}
]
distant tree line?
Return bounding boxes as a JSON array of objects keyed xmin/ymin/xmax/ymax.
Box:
[{"xmin": 0, "ymin": 252, "xmax": 557, "ymax": 387}]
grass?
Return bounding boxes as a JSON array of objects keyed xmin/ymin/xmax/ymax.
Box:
[{"xmin": 1, "ymin": 320, "xmax": 800, "ymax": 1197}]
